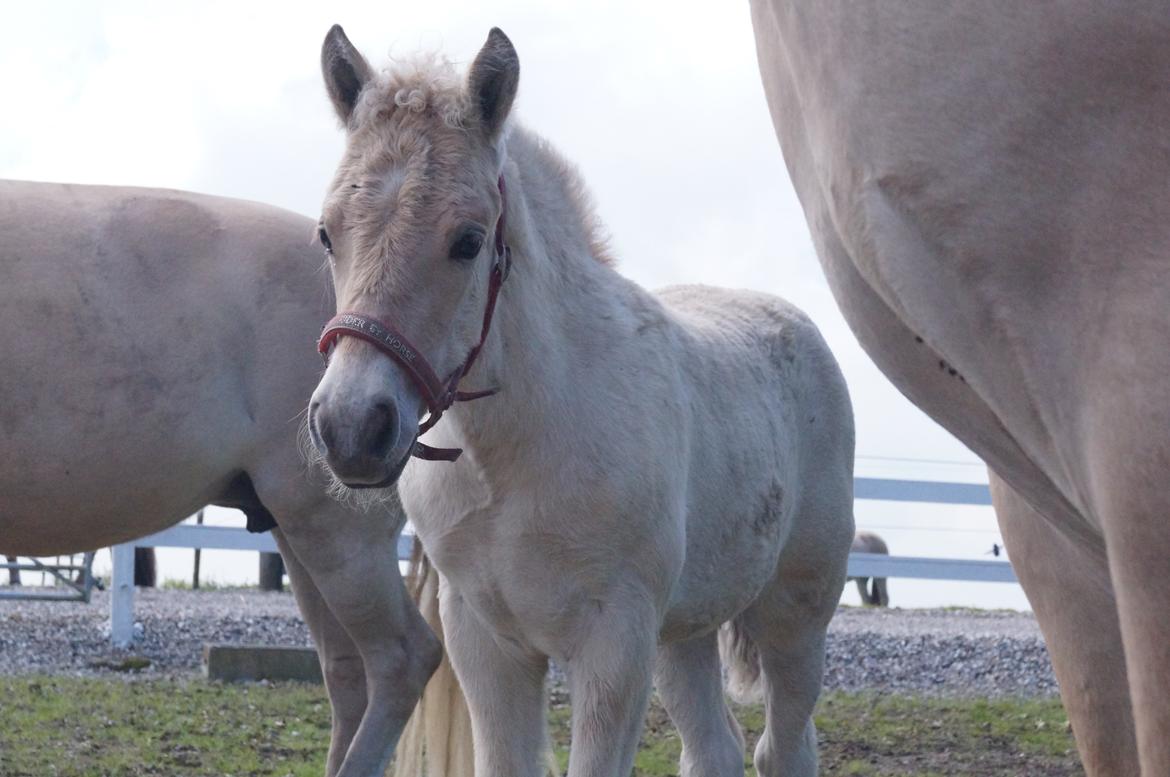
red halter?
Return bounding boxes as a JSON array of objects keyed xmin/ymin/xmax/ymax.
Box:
[{"xmin": 317, "ymin": 176, "xmax": 512, "ymax": 462}]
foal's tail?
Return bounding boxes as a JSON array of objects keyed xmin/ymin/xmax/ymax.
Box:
[
  {"xmin": 393, "ymin": 539, "xmax": 475, "ymax": 777},
  {"xmin": 719, "ymin": 617, "xmax": 764, "ymax": 704}
]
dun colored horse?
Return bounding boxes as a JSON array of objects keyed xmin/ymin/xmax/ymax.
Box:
[
  {"xmin": 0, "ymin": 181, "xmax": 440, "ymax": 777},
  {"xmin": 751, "ymin": 3, "xmax": 1170, "ymax": 773}
]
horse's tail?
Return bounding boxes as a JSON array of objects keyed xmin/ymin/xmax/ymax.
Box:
[
  {"xmin": 871, "ymin": 577, "xmax": 890, "ymax": 607},
  {"xmin": 719, "ymin": 617, "xmax": 763, "ymax": 703},
  {"xmin": 393, "ymin": 538, "xmax": 475, "ymax": 777}
]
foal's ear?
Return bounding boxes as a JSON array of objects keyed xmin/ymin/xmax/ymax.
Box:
[
  {"xmin": 321, "ymin": 25, "xmax": 373, "ymax": 125},
  {"xmin": 467, "ymin": 28, "xmax": 519, "ymax": 139}
]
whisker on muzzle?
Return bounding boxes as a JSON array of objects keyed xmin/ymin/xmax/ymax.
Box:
[{"xmin": 298, "ymin": 413, "xmax": 400, "ymax": 512}]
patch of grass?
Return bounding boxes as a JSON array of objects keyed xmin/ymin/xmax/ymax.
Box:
[
  {"xmin": 549, "ymin": 691, "xmax": 1080, "ymax": 777},
  {"xmin": 159, "ymin": 578, "xmax": 256, "ymax": 591},
  {"xmin": 0, "ymin": 677, "xmax": 330, "ymax": 777},
  {"xmin": 806, "ymin": 693, "xmax": 1080, "ymax": 776},
  {"xmin": 0, "ymin": 677, "xmax": 1081, "ymax": 776}
]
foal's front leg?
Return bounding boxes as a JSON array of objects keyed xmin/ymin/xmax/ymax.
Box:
[
  {"xmin": 441, "ymin": 588, "xmax": 550, "ymax": 777},
  {"xmin": 566, "ymin": 594, "xmax": 658, "ymax": 777}
]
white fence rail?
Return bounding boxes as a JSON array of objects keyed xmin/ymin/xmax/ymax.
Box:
[
  {"xmin": 106, "ymin": 477, "xmax": 1010, "ymax": 647},
  {"xmin": 108, "ymin": 531, "xmax": 414, "ymax": 647},
  {"xmin": 847, "ymin": 552, "xmax": 1015, "ymax": 583}
]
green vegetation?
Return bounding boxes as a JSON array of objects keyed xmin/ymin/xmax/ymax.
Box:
[
  {"xmin": 0, "ymin": 677, "xmax": 1081, "ymax": 776},
  {"xmin": 159, "ymin": 578, "xmax": 256, "ymax": 591}
]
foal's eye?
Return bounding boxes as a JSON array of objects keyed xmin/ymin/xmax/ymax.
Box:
[
  {"xmin": 318, "ymin": 227, "xmax": 333, "ymax": 253},
  {"xmin": 449, "ymin": 229, "xmax": 484, "ymax": 261}
]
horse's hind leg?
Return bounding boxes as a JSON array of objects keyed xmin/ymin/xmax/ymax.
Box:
[
  {"xmin": 655, "ymin": 634, "xmax": 745, "ymax": 777},
  {"xmin": 260, "ymin": 482, "xmax": 441, "ymax": 777},
  {"xmin": 990, "ymin": 472, "xmax": 1137, "ymax": 776},
  {"xmin": 273, "ymin": 529, "xmax": 369, "ymax": 777},
  {"xmin": 872, "ymin": 577, "xmax": 889, "ymax": 607},
  {"xmin": 853, "ymin": 577, "xmax": 869, "ymax": 604}
]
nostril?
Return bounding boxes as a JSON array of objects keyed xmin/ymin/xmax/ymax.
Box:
[
  {"xmin": 312, "ymin": 403, "xmax": 337, "ymax": 451},
  {"xmin": 367, "ymin": 401, "xmax": 398, "ymax": 459}
]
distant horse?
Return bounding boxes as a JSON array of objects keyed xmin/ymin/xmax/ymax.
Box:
[
  {"xmin": 0, "ymin": 181, "xmax": 441, "ymax": 777},
  {"xmin": 848, "ymin": 531, "xmax": 889, "ymax": 607},
  {"xmin": 751, "ymin": 3, "xmax": 1170, "ymax": 774},
  {"xmin": 307, "ymin": 27, "xmax": 855, "ymax": 777}
]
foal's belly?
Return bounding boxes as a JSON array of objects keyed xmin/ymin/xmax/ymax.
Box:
[{"xmin": 660, "ymin": 497, "xmax": 793, "ymax": 643}]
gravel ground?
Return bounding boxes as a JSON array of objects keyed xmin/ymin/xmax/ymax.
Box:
[
  {"xmin": 0, "ymin": 589, "xmax": 1057, "ymax": 696},
  {"xmin": 824, "ymin": 606, "xmax": 1057, "ymax": 696}
]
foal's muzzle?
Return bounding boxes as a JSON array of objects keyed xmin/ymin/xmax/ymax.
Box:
[{"xmin": 309, "ymin": 396, "xmax": 404, "ymax": 487}]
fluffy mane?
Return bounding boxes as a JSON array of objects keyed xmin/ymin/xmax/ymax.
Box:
[{"xmin": 345, "ymin": 52, "xmax": 615, "ymax": 269}]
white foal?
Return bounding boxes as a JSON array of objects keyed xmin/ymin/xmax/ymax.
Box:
[{"xmin": 308, "ymin": 27, "xmax": 854, "ymax": 777}]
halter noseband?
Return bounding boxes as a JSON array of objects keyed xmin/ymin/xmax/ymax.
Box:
[{"xmin": 316, "ymin": 176, "xmax": 512, "ymax": 463}]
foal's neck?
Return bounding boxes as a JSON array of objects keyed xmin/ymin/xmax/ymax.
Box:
[{"xmin": 452, "ymin": 129, "xmax": 644, "ymax": 466}]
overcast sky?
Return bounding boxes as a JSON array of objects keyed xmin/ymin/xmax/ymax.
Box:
[{"xmin": 1, "ymin": 1, "xmax": 984, "ymax": 478}]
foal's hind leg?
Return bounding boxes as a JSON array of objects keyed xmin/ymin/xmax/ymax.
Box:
[
  {"xmin": 739, "ymin": 612, "xmax": 827, "ymax": 777},
  {"xmin": 739, "ymin": 544, "xmax": 848, "ymax": 775},
  {"xmin": 655, "ymin": 633, "xmax": 745, "ymax": 777}
]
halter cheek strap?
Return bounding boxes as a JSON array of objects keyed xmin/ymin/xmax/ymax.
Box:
[{"xmin": 316, "ymin": 176, "xmax": 512, "ymax": 463}]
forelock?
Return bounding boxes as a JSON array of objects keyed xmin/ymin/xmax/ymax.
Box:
[
  {"xmin": 351, "ymin": 52, "xmax": 472, "ymax": 132},
  {"xmin": 327, "ymin": 53, "xmax": 509, "ymax": 299}
]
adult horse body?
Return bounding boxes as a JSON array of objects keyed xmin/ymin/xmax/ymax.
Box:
[
  {"xmin": 309, "ymin": 28, "xmax": 855, "ymax": 777},
  {"xmin": 0, "ymin": 180, "xmax": 440, "ymax": 777},
  {"xmin": 750, "ymin": 3, "xmax": 1170, "ymax": 774}
]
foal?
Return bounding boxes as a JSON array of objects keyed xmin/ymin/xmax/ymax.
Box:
[{"xmin": 309, "ymin": 27, "xmax": 854, "ymax": 777}]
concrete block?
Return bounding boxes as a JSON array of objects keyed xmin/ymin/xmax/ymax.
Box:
[{"xmin": 203, "ymin": 643, "xmax": 323, "ymax": 683}]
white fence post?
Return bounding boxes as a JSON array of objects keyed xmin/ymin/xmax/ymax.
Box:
[{"xmin": 110, "ymin": 543, "xmax": 135, "ymax": 648}]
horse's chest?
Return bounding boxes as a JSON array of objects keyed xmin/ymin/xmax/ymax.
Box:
[{"xmin": 401, "ymin": 485, "xmax": 594, "ymax": 649}]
